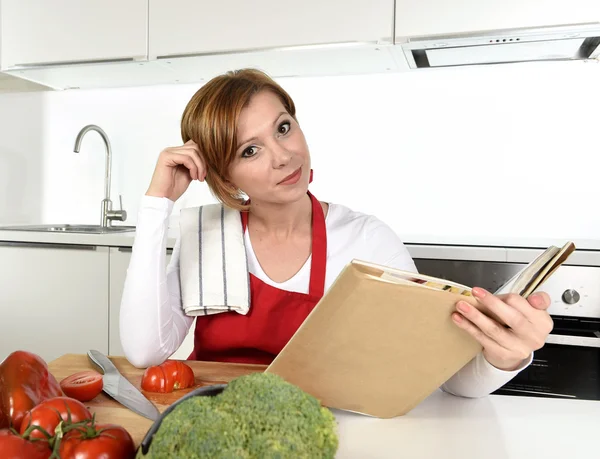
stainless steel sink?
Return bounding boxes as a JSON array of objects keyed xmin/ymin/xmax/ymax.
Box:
[{"xmin": 0, "ymin": 224, "xmax": 136, "ymax": 234}]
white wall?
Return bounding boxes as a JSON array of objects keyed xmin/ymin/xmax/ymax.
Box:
[
  {"xmin": 0, "ymin": 92, "xmax": 44, "ymax": 223},
  {"xmin": 0, "ymin": 60, "xmax": 598, "ymax": 246}
]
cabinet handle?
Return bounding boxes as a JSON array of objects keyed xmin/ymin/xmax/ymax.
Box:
[
  {"xmin": 0, "ymin": 241, "xmax": 96, "ymax": 250},
  {"xmin": 155, "ymin": 40, "xmax": 380, "ymax": 60},
  {"xmin": 5, "ymin": 56, "xmax": 145, "ymax": 70},
  {"xmin": 117, "ymin": 247, "xmax": 173, "ymax": 254}
]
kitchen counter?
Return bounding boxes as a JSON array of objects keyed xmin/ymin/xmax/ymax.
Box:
[
  {"xmin": 334, "ymin": 391, "xmax": 599, "ymax": 458},
  {"xmin": 48, "ymin": 354, "xmax": 599, "ymax": 459},
  {"xmin": 2, "ymin": 225, "xmax": 600, "ymax": 266},
  {"xmin": 0, "ymin": 226, "xmax": 179, "ymax": 249}
]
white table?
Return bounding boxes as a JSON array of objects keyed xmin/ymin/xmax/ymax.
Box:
[{"xmin": 333, "ymin": 390, "xmax": 599, "ymax": 458}]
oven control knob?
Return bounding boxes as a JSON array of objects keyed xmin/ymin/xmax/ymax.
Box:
[{"xmin": 561, "ymin": 289, "xmax": 580, "ymax": 304}]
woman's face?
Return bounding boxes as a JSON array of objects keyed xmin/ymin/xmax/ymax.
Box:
[{"xmin": 228, "ymin": 90, "xmax": 311, "ymax": 206}]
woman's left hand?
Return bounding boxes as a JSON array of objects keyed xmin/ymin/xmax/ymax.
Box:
[{"xmin": 452, "ymin": 287, "xmax": 554, "ymax": 371}]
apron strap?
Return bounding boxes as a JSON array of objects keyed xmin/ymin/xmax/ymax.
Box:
[{"xmin": 240, "ymin": 190, "xmax": 327, "ymax": 298}]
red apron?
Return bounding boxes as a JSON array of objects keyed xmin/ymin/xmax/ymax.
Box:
[{"xmin": 188, "ymin": 191, "xmax": 327, "ymax": 365}]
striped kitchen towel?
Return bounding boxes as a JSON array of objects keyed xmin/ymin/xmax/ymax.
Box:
[{"xmin": 179, "ymin": 204, "xmax": 250, "ymax": 316}]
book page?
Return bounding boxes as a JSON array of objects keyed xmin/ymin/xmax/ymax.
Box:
[
  {"xmin": 494, "ymin": 246, "xmax": 560, "ymax": 296},
  {"xmin": 353, "ymin": 259, "xmax": 473, "ymax": 296},
  {"xmin": 522, "ymin": 242, "xmax": 576, "ymax": 297},
  {"xmin": 378, "ymin": 272, "xmax": 473, "ymax": 296}
]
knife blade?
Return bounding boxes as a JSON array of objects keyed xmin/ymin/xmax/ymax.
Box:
[{"xmin": 87, "ymin": 350, "xmax": 160, "ymax": 421}]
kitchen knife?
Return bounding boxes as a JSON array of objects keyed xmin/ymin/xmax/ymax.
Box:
[{"xmin": 87, "ymin": 350, "xmax": 160, "ymax": 421}]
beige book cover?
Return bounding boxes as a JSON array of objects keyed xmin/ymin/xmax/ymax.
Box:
[{"xmin": 265, "ymin": 242, "xmax": 575, "ymax": 418}]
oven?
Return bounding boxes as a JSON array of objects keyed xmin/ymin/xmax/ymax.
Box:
[{"xmin": 413, "ymin": 256, "xmax": 600, "ymax": 401}]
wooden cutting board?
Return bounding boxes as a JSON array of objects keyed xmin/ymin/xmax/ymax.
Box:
[{"xmin": 48, "ymin": 354, "xmax": 267, "ymax": 447}]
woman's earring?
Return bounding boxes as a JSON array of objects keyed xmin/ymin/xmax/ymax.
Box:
[{"xmin": 309, "ymin": 169, "xmax": 314, "ymax": 183}]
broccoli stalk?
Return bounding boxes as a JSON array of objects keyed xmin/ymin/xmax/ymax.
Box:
[{"xmin": 139, "ymin": 373, "xmax": 338, "ymax": 458}]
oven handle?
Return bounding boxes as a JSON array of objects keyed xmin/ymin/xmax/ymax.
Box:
[{"xmin": 545, "ymin": 334, "xmax": 600, "ymax": 348}]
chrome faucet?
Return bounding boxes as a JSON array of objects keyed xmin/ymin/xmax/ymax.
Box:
[{"xmin": 73, "ymin": 125, "xmax": 127, "ymax": 227}]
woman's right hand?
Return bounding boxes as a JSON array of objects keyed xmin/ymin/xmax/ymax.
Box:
[{"xmin": 145, "ymin": 140, "xmax": 206, "ymax": 202}]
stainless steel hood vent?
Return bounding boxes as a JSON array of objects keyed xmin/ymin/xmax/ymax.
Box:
[{"xmin": 401, "ymin": 23, "xmax": 600, "ymax": 69}]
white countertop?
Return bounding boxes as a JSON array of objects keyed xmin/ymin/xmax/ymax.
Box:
[
  {"xmin": 0, "ymin": 227, "xmax": 179, "ymax": 249},
  {"xmin": 333, "ymin": 391, "xmax": 599, "ymax": 458}
]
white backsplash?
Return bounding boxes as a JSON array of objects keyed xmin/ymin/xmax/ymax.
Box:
[{"xmin": 0, "ymin": 60, "xmax": 598, "ymax": 246}]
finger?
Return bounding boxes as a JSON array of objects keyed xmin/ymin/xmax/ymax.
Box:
[
  {"xmin": 527, "ymin": 291, "xmax": 551, "ymax": 310},
  {"xmin": 194, "ymin": 148, "xmax": 206, "ymax": 181},
  {"xmin": 471, "ymin": 287, "xmax": 529, "ymax": 329},
  {"xmin": 452, "ymin": 311, "xmax": 505, "ymax": 351},
  {"xmin": 168, "ymin": 153, "xmax": 198, "ymax": 180},
  {"xmin": 472, "ymin": 294, "xmax": 553, "ymax": 349},
  {"xmin": 179, "ymin": 145, "xmax": 206, "ymax": 181},
  {"xmin": 496, "ymin": 292, "xmax": 549, "ymax": 322},
  {"xmin": 453, "ymin": 312, "xmax": 533, "ymax": 369},
  {"xmin": 455, "ymin": 301, "xmax": 522, "ymax": 349}
]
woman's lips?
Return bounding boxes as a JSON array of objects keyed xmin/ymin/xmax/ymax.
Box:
[{"xmin": 278, "ymin": 168, "xmax": 302, "ymax": 185}]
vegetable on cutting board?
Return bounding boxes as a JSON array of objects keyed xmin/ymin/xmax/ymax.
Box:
[
  {"xmin": 0, "ymin": 350, "xmax": 63, "ymax": 431},
  {"xmin": 19, "ymin": 396, "xmax": 92, "ymax": 440},
  {"xmin": 1, "ymin": 351, "xmax": 136, "ymax": 459},
  {"xmin": 59, "ymin": 417, "xmax": 135, "ymax": 459},
  {"xmin": 138, "ymin": 372, "xmax": 339, "ymax": 458},
  {"xmin": 141, "ymin": 360, "xmax": 195, "ymax": 393},
  {"xmin": 60, "ymin": 370, "xmax": 103, "ymax": 402},
  {"xmin": 0, "ymin": 428, "xmax": 51, "ymax": 459}
]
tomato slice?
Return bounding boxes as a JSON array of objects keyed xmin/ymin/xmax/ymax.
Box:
[
  {"xmin": 60, "ymin": 371, "xmax": 103, "ymax": 402},
  {"xmin": 141, "ymin": 361, "xmax": 195, "ymax": 393}
]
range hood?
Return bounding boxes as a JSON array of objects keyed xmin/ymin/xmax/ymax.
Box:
[{"xmin": 401, "ymin": 23, "xmax": 600, "ymax": 69}]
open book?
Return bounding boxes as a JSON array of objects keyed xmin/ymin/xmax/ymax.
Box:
[{"xmin": 265, "ymin": 242, "xmax": 575, "ymax": 418}]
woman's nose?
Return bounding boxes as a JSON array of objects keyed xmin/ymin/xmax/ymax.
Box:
[{"xmin": 270, "ymin": 142, "xmax": 292, "ymax": 168}]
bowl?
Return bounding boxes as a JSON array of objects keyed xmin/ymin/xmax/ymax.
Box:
[{"xmin": 137, "ymin": 384, "xmax": 227, "ymax": 456}]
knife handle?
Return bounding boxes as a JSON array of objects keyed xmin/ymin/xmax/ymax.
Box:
[{"xmin": 88, "ymin": 350, "xmax": 118, "ymax": 375}]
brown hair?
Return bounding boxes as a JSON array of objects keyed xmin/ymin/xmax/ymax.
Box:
[{"xmin": 181, "ymin": 68, "xmax": 297, "ymax": 210}]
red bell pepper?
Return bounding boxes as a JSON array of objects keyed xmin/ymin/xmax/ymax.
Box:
[{"xmin": 0, "ymin": 351, "xmax": 63, "ymax": 431}]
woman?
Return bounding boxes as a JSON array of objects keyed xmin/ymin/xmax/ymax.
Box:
[{"xmin": 120, "ymin": 69, "xmax": 553, "ymax": 398}]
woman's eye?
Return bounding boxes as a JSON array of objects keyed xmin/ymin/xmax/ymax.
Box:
[
  {"xmin": 278, "ymin": 121, "xmax": 291, "ymax": 135},
  {"xmin": 242, "ymin": 146, "xmax": 257, "ymax": 158}
]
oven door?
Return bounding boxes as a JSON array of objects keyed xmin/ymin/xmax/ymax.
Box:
[
  {"xmin": 493, "ymin": 336, "xmax": 600, "ymax": 400},
  {"xmin": 413, "ymin": 258, "xmax": 600, "ymax": 400}
]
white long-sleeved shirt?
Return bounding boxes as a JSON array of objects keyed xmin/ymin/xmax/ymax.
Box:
[{"xmin": 120, "ymin": 195, "xmax": 531, "ymax": 398}]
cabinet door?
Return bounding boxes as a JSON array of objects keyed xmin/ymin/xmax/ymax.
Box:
[
  {"xmin": 0, "ymin": 242, "xmax": 109, "ymax": 363},
  {"xmin": 0, "ymin": 0, "xmax": 147, "ymax": 69},
  {"xmin": 149, "ymin": 0, "xmax": 394, "ymax": 58},
  {"xmin": 395, "ymin": 0, "xmax": 600, "ymax": 39},
  {"xmin": 109, "ymin": 247, "xmax": 194, "ymax": 360}
]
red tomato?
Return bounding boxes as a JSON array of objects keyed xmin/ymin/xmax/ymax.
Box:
[
  {"xmin": 60, "ymin": 371, "xmax": 103, "ymax": 402},
  {"xmin": 0, "ymin": 351, "xmax": 63, "ymax": 431},
  {"xmin": 59, "ymin": 423, "xmax": 135, "ymax": 459},
  {"xmin": 141, "ymin": 360, "xmax": 195, "ymax": 393},
  {"xmin": 0, "ymin": 429, "xmax": 51, "ymax": 459},
  {"xmin": 19, "ymin": 397, "xmax": 92, "ymax": 440}
]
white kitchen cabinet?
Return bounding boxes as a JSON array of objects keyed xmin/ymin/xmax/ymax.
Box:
[
  {"xmin": 149, "ymin": 0, "xmax": 394, "ymax": 59},
  {"xmin": 0, "ymin": 242, "xmax": 109, "ymax": 364},
  {"xmin": 395, "ymin": 0, "xmax": 600, "ymax": 39},
  {"xmin": 0, "ymin": 0, "xmax": 148, "ymax": 70},
  {"xmin": 109, "ymin": 247, "xmax": 195, "ymax": 361}
]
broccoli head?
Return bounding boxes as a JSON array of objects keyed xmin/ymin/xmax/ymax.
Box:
[{"xmin": 139, "ymin": 372, "xmax": 338, "ymax": 459}]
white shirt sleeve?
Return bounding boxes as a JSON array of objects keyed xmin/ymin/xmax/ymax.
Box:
[
  {"xmin": 363, "ymin": 216, "xmax": 418, "ymax": 273},
  {"xmin": 364, "ymin": 216, "xmax": 531, "ymax": 398},
  {"xmin": 119, "ymin": 195, "xmax": 193, "ymax": 368},
  {"xmin": 441, "ymin": 352, "xmax": 533, "ymax": 398}
]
